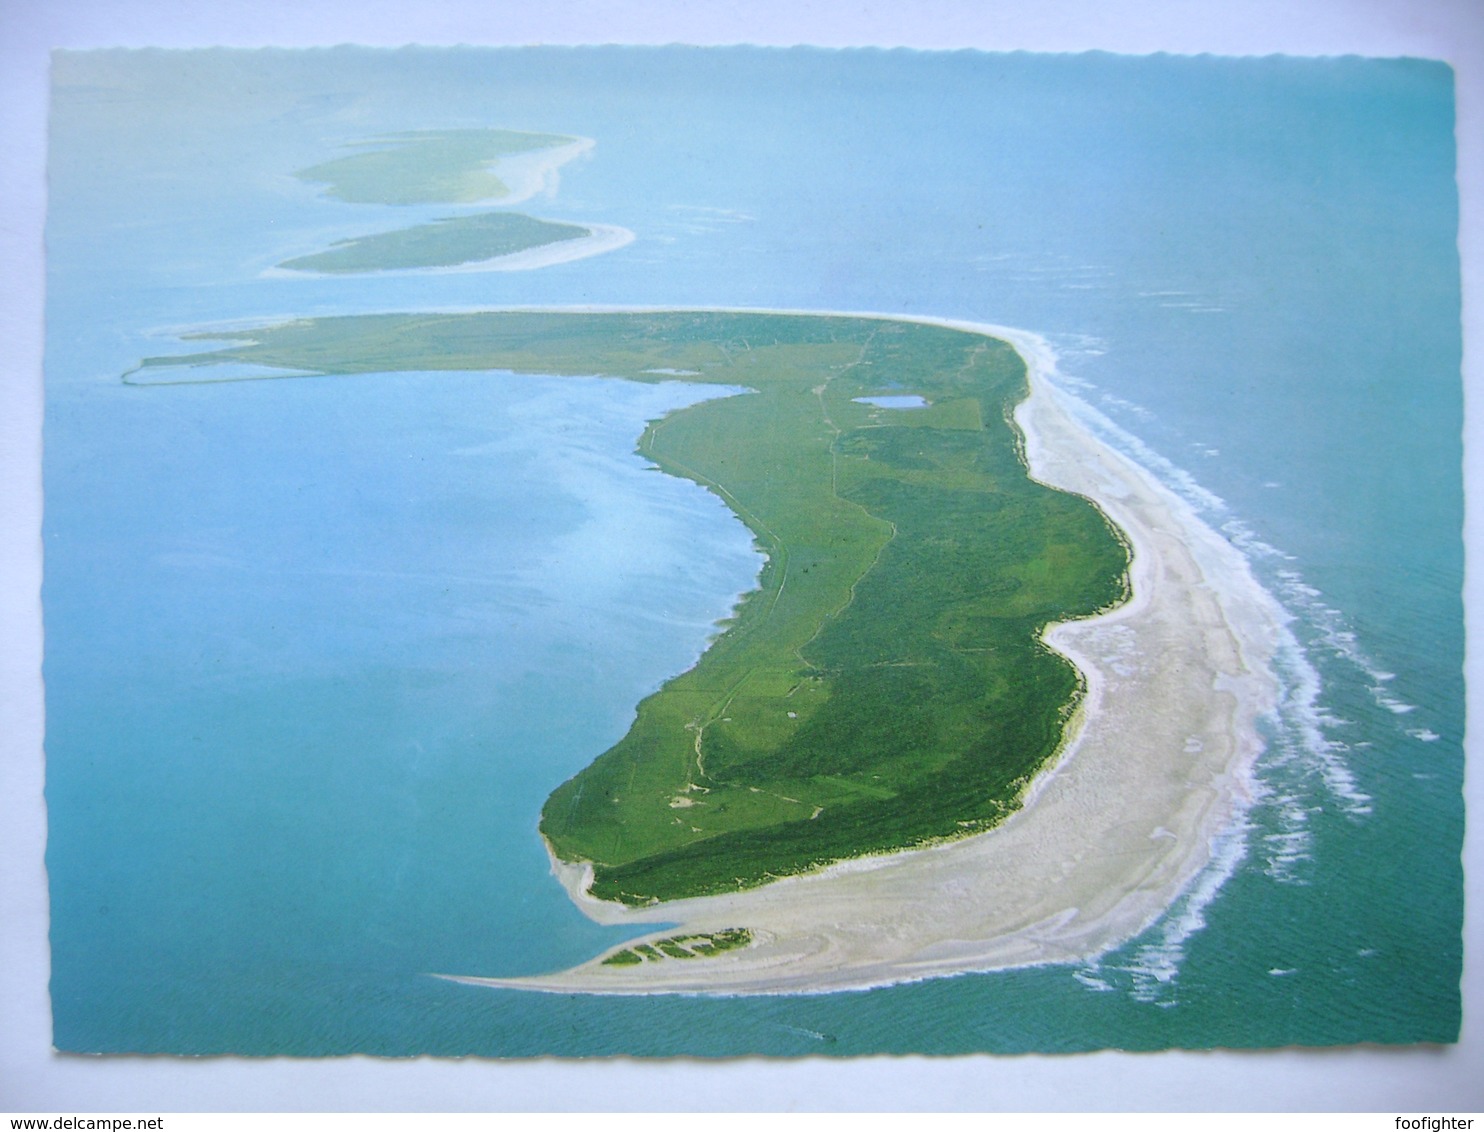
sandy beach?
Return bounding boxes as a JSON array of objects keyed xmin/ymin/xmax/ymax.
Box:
[{"xmin": 440, "ymin": 317, "xmax": 1288, "ymax": 996}]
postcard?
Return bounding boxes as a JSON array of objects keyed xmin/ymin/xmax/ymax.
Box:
[{"xmin": 41, "ymin": 44, "xmax": 1463, "ymax": 1058}]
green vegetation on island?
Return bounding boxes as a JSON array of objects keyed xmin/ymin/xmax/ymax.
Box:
[
  {"xmin": 278, "ymin": 211, "xmax": 591, "ymax": 273},
  {"xmin": 132, "ymin": 310, "xmax": 1130, "ymax": 906},
  {"xmin": 296, "ymin": 128, "xmax": 574, "ymax": 205},
  {"xmin": 601, "ymin": 928, "xmax": 754, "ymax": 966}
]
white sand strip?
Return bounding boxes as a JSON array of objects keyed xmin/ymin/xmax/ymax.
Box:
[
  {"xmin": 489, "ymin": 137, "xmax": 595, "ymax": 206},
  {"xmin": 263, "ymin": 224, "xmax": 635, "ymax": 280},
  {"xmin": 463, "ymin": 223, "xmax": 635, "ymax": 272},
  {"xmin": 435, "ymin": 316, "xmax": 1288, "ymax": 996}
]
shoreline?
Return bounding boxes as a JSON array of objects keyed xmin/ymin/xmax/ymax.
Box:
[{"xmin": 438, "ymin": 313, "xmax": 1290, "ymax": 997}]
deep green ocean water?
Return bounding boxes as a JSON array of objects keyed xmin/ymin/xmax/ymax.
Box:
[{"xmin": 43, "ymin": 47, "xmax": 1463, "ymax": 1054}]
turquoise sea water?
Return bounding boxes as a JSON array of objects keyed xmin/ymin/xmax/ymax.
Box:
[{"xmin": 44, "ymin": 47, "xmax": 1462, "ymax": 1054}]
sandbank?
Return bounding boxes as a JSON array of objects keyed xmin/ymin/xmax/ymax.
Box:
[
  {"xmin": 488, "ymin": 137, "xmax": 595, "ymax": 206},
  {"xmin": 262, "ymin": 223, "xmax": 635, "ymax": 280},
  {"xmin": 461, "ymin": 223, "xmax": 635, "ymax": 272},
  {"xmin": 438, "ymin": 314, "xmax": 1288, "ymax": 996}
]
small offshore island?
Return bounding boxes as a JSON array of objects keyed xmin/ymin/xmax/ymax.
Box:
[
  {"xmin": 277, "ymin": 212, "xmax": 594, "ymax": 274},
  {"xmin": 131, "ymin": 309, "xmax": 1284, "ymax": 994},
  {"xmin": 280, "ymin": 128, "xmax": 632, "ymax": 274}
]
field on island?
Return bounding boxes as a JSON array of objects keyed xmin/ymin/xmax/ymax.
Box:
[{"xmin": 136, "ymin": 310, "xmax": 1130, "ymax": 904}]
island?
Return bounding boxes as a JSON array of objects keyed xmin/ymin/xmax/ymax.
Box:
[
  {"xmin": 277, "ymin": 212, "xmax": 593, "ymax": 274},
  {"xmin": 129, "ymin": 309, "xmax": 1283, "ymax": 994},
  {"xmin": 281, "ymin": 128, "xmax": 633, "ymax": 274}
]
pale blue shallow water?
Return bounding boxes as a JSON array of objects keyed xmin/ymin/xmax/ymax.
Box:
[{"xmin": 44, "ymin": 46, "xmax": 1462, "ymax": 1054}]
